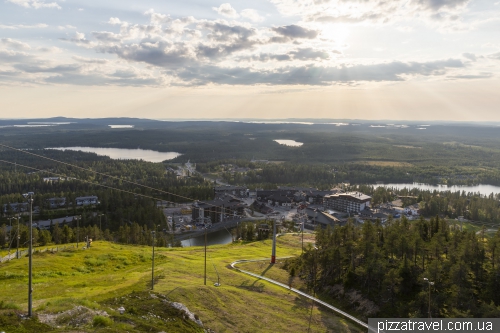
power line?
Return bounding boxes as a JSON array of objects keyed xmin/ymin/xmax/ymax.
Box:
[
  {"xmin": 0, "ymin": 159, "xmax": 167, "ymax": 204},
  {"xmin": 0, "ymin": 144, "xmax": 248, "ymax": 217},
  {"xmin": 0, "ymin": 143, "xmax": 192, "ymax": 203}
]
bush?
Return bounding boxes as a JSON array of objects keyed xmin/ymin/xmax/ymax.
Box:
[{"xmin": 92, "ymin": 315, "xmax": 113, "ymax": 327}]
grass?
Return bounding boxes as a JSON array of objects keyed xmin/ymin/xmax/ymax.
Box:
[{"xmin": 0, "ymin": 234, "xmax": 364, "ymax": 333}]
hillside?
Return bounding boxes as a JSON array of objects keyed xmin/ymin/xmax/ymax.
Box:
[{"xmin": 0, "ymin": 234, "xmax": 363, "ymax": 332}]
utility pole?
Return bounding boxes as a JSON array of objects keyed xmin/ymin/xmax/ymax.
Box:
[
  {"xmin": 75, "ymin": 216, "xmax": 80, "ymax": 248},
  {"xmin": 151, "ymin": 228, "xmax": 156, "ymax": 290},
  {"xmin": 204, "ymin": 227, "xmax": 207, "ymax": 285},
  {"xmin": 17, "ymin": 215, "xmax": 20, "ymax": 259},
  {"xmin": 301, "ymin": 221, "xmax": 304, "ymax": 254},
  {"xmin": 271, "ymin": 217, "xmax": 276, "ymax": 264},
  {"xmin": 23, "ymin": 192, "xmax": 34, "ymax": 317}
]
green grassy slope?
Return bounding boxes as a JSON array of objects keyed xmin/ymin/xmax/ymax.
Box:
[{"xmin": 0, "ymin": 234, "xmax": 363, "ymax": 332}]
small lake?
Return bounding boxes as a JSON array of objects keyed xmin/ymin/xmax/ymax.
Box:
[
  {"xmin": 274, "ymin": 139, "xmax": 304, "ymax": 147},
  {"xmin": 109, "ymin": 125, "xmax": 134, "ymax": 128},
  {"xmin": 181, "ymin": 228, "xmax": 234, "ymax": 247},
  {"xmin": 47, "ymin": 147, "xmax": 181, "ymax": 162},
  {"xmin": 372, "ymin": 183, "xmax": 500, "ymax": 195}
]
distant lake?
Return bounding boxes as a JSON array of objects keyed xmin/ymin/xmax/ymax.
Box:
[
  {"xmin": 47, "ymin": 147, "xmax": 181, "ymax": 162},
  {"xmin": 274, "ymin": 139, "xmax": 304, "ymax": 147},
  {"xmin": 372, "ymin": 183, "xmax": 500, "ymax": 195},
  {"xmin": 109, "ymin": 125, "xmax": 134, "ymax": 128}
]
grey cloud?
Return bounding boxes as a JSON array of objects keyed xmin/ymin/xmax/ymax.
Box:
[
  {"xmin": 448, "ymin": 73, "xmax": 492, "ymax": 79},
  {"xmin": 241, "ymin": 47, "xmax": 334, "ymax": 62},
  {"xmin": 109, "ymin": 69, "xmax": 138, "ymax": 78},
  {"xmin": 414, "ymin": 0, "xmax": 469, "ymax": 11},
  {"xmin": 43, "ymin": 72, "xmax": 161, "ymax": 86},
  {"xmin": 92, "ymin": 31, "xmax": 121, "ymax": 43},
  {"xmin": 174, "ymin": 58, "xmax": 465, "ymax": 86},
  {"xmin": 271, "ymin": 25, "xmax": 318, "ymax": 39},
  {"xmin": 100, "ymin": 41, "xmax": 192, "ymax": 68},
  {"xmin": 14, "ymin": 63, "xmax": 81, "ymax": 73},
  {"xmin": 462, "ymin": 53, "xmax": 476, "ymax": 61},
  {"xmin": 289, "ymin": 48, "xmax": 332, "ymax": 60},
  {"xmin": 202, "ymin": 22, "xmax": 255, "ymax": 42}
]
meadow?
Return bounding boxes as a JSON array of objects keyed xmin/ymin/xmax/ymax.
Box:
[{"xmin": 0, "ymin": 234, "xmax": 363, "ymax": 333}]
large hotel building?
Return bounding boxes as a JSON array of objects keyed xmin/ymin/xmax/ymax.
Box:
[{"xmin": 324, "ymin": 192, "xmax": 371, "ymax": 213}]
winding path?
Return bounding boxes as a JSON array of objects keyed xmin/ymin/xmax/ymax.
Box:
[{"xmin": 231, "ymin": 257, "xmax": 375, "ymax": 332}]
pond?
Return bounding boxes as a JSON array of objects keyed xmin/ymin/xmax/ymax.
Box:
[
  {"xmin": 274, "ymin": 139, "xmax": 304, "ymax": 147},
  {"xmin": 47, "ymin": 147, "xmax": 181, "ymax": 162},
  {"xmin": 372, "ymin": 183, "xmax": 500, "ymax": 195},
  {"xmin": 181, "ymin": 228, "xmax": 234, "ymax": 247}
]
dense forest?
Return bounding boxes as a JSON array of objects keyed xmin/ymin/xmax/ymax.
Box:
[
  {"xmin": 284, "ymin": 217, "xmax": 500, "ymax": 318},
  {"xmin": 215, "ymin": 161, "xmax": 500, "ymax": 188},
  {"xmin": 3, "ymin": 120, "xmax": 500, "ymax": 169}
]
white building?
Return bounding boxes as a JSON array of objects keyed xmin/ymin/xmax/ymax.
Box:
[
  {"xmin": 75, "ymin": 196, "xmax": 99, "ymax": 206},
  {"xmin": 324, "ymin": 192, "xmax": 371, "ymax": 213}
]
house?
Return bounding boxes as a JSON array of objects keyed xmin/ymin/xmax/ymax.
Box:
[
  {"xmin": 304, "ymin": 207, "xmax": 343, "ymax": 228},
  {"xmin": 3, "ymin": 202, "xmax": 28, "ymax": 213},
  {"xmin": 324, "ymin": 192, "xmax": 371, "ymax": 213},
  {"xmin": 404, "ymin": 205, "xmax": 420, "ymax": 216},
  {"xmin": 305, "ymin": 189, "xmax": 341, "ymax": 205},
  {"xmin": 214, "ymin": 185, "xmax": 248, "ymax": 198},
  {"xmin": 192, "ymin": 195, "xmax": 247, "ymax": 222},
  {"xmin": 267, "ymin": 194, "xmax": 294, "ymax": 208},
  {"xmin": 75, "ymin": 196, "xmax": 99, "ymax": 206},
  {"xmin": 47, "ymin": 197, "xmax": 66, "ymax": 209}
]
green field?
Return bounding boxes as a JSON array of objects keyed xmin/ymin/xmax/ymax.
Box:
[{"xmin": 0, "ymin": 234, "xmax": 363, "ymax": 332}]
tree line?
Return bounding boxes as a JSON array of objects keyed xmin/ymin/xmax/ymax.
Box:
[{"xmin": 284, "ymin": 216, "xmax": 500, "ymax": 318}]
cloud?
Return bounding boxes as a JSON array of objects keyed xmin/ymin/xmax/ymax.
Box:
[
  {"xmin": 72, "ymin": 56, "xmax": 109, "ymax": 64},
  {"xmin": 271, "ymin": 0, "xmax": 473, "ymax": 28},
  {"xmin": 59, "ymin": 32, "xmax": 94, "ymax": 47},
  {"xmin": 1, "ymin": 38, "xmax": 31, "ymax": 50},
  {"xmin": 144, "ymin": 9, "xmax": 171, "ymax": 24},
  {"xmin": 289, "ymin": 47, "xmax": 332, "ymax": 60},
  {"xmin": 57, "ymin": 25, "xmax": 77, "ymax": 30},
  {"xmin": 239, "ymin": 47, "xmax": 335, "ymax": 62},
  {"xmin": 174, "ymin": 58, "xmax": 466, "ymax": 86},
  {"xmin": 92, "ymin": 31, "xmax": 122, "ymax": 43},
  {"xmin": 241, "ymin": 9, "xmax": 264, "ymax": 22},
  {"xmin": 14, "ymin": 63, "xmax": 81, "ymax": 73},
  {"xmin": 37, "ymin": 46, "xmax": 62, "ymax": 53},
  {"xmin": 448, "ymin": 73, "xmax": 493, "ymax": 79},
  {"xmin": 212, "ymin": 3, "xmax": 239, "ymax": 18},
  {"xmin": 6, "ymin": 0, "xmax": 61, "ymax": 9},
  {"xmin": 99, "ymin": 41, "xmax": 193, "ymax": 68},
  {"xmin": 462, "ymin": 53, "xmax": 476, "ymax": 61},
  {"xmin": 108, "ymin": 17, "xmax": 123, "ymax": 25},
  {"xmin": 272, "ymin": 25, "xmax": 318, "ymax": 39},
  {"xmin": 415, "ymin": 0, "xmax": 469, "ymax": 11},
  {"xmin": 0, "ymin": 50, "xmax": 35, "ymax": 63},
  {"xmin": 489, "ymin": 52, "xmax": 500, "ymax": 60},
  {"xmin": 0, "ymin": 23, "xmax": 48, "ymax": 29}
]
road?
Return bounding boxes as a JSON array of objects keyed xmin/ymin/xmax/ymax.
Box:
[{"xmin": 230, "ymin": 258, "xmax": 375, "ymax": 332}]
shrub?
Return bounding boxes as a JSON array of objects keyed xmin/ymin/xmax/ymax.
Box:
[{"xmin": 92, "ymin": 315, "xmax": 113, "ymax": 327}]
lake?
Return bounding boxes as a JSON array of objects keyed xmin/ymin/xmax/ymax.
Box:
[
  {"xmin": 274, "ymin": 139, "xmax": 304, "ymax": 147},
  {"xmin": 181, "ymin": 228, "xmax": 234, "ymax": 247},
  {"xmin": 47, "ymin": 147, "xmax": 181, "ymax": 162},
  {"xmin": 372, "ymin": 183, "xmax": 500, "ymax": 195}
]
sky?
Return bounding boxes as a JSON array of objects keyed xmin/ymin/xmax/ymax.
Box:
[{"xmin": 0, "ymin": 0, "xmax": 500, "ymax": 121}]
